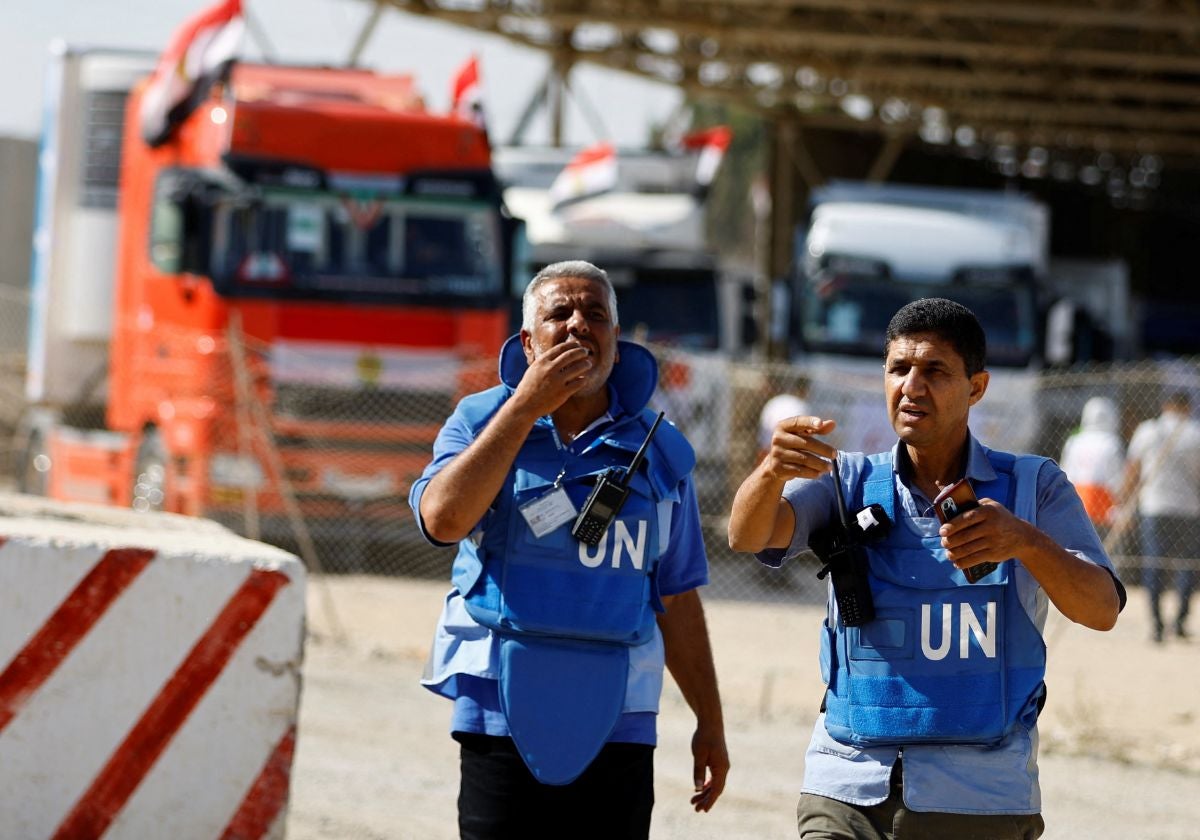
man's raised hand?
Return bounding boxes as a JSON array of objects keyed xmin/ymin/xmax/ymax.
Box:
[
  {"xmin": 761, "ymin": 416, "xmax": 838, "ymax": 481},
  {"xmin": 511, "ymin": 342, "xmax": 593, "ymax": 418}
]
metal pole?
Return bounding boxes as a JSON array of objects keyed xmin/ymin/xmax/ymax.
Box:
[
  {"xmin": 227, "ymin": 311, "xmax": 261, "ymax": 542},
  {"xmin": 345, "ymin": 0, "xmax": 388, "ymax": 68},
  {"xmin": 227, "ymin": 315, "xmax": 348, "ymax": 643}
]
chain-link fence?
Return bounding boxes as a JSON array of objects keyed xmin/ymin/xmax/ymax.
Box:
[
  {"xmin": 3, "ymin": 289, "xmax": 1198, "ymax": 611},
  {"xmin": 648, "ymin": 344, "xmax": 1200, "ymax": 611},
  {"xmin": 0, "ymin": 284, "xmax": 31, "ymax": 476}
]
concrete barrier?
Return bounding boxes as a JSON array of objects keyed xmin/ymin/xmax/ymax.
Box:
[{"xmin": 0, "ymin": 493, "xmax": 306, "ymax": 839}]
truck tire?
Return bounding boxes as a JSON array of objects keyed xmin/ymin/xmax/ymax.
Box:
[
  {"xmin": 132, "ymin": 429, "xmax": 168, "ymax": 513},
  {"xmin": 17, "ymin": 430, "xmax": 51, "ymax": 496}
]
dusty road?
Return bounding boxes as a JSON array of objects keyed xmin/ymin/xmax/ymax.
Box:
[{"xmin": 286, "ymin": 576, "xmax": 1199, "ymax": 840}]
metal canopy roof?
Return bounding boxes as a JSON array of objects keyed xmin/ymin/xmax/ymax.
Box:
[{"xmin": 371, "ymin": 0, "xmax": 1200, "ymax": 168}]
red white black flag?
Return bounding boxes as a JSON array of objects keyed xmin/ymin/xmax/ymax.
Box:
[
  {"xmin": 682, "ymin": 125, "xmax": 732, "ymax": 188},
  {"xmin": 139, "ymin": 0, "xmax": 244, "ymax": 147},
  {"xmin": 548, "ymin": 143, "xmax": 619, "ymax": 212},
  {"xmin": 450, "ymin": 55, "xmax": 486, "ymax": 132}
]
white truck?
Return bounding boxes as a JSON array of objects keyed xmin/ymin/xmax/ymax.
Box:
[
  {"xmin": 493, "ymin": 145, "xmax": 747, "ymax": 355},
  {"xmin": 18, "ymin": 46, "xmax": 159, "ymax": 496},
  {"xmin": 493, "ymin": 144, "xmax": 746, "ymax": 530},
  {"xmin": 790, "ymin": 181, "xmax": 1051, "ymax": 454}
]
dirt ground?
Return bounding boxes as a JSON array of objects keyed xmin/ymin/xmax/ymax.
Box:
[{"xmin": 285, "ymin": 575, "xmax": 1199, "ymax": 840}]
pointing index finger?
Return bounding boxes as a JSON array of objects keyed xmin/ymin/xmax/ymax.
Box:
[
  {"xmin": 775, "ymin": 415, "xmax": 838, "ymax": 459},
  {"xmin": 779, "ymin": 415, "xmax": 837, "ymax": 436}
]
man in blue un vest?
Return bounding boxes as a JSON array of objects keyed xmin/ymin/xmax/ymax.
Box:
[
  {"xmin": 411, "ymin": 260, "xmax": 729, "ymax": 839},
  {"xmin": 729, "ymin": 298, "xmax": 1124, "ymax": 839}
]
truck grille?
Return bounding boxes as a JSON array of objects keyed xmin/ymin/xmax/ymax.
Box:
[
  {"xmin": 80, "ymin": 90, "xmax": 129, "ymax": 209},
  {"xmin": 272, "ymin": 384, "xmax": 454, "ymax": 428}
]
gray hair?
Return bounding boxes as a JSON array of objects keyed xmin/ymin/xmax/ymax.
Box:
[{"xmin": 521, "ymin": 260, "xmax": 620, "ymax": 331}]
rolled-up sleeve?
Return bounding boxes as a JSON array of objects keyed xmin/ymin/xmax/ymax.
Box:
[
  {"xmin": 756, "ymin": 473, "xmax": 839, "ymax": 568},
  {"xmin": 656, "ymin": 477, "xmax": 710, "ymax": 596},
  {"xmin": 408, "ymin": 412, "xmax": 475, "ymax": 547}
]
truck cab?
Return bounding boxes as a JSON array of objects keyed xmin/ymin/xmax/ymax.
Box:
[
  {"xmin": 24, "ymin": 46, "xmax": 520, "ymax": 565},
  {"xmin": 493, "ymin": 145, "xmax": 747, "ymax": 352},
  {"xmin": 493, "ymin": 144, "xmax": 747, "ymax": 531},
  {"xmin": 789, "ymin": 181, "xmax": 1050, "ymax": 453},
  {"xmin": 794, "ymin": 182, "xmax": 1045, "ymax": 368}
]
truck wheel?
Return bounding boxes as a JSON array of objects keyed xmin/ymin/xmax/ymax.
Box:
[
  {"xmin": 132, "ymin": 430, "xmax": 168, "ymax": 513},
  {"xmin": 18, "ymin": 430, "xmax": 51, "ymax": 496}
]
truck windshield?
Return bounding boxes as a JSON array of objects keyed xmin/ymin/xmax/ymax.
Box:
[
  {"xmin": 209, "ymin": 188, "xmax": 503, "ymax": 306},
  {"xmin": 799, "ymin": 269, "xmax": 1038, "ymax": 368},
  {"xmin": 616, "ymin": 269, "xmax": 721, "ymax": 350}
]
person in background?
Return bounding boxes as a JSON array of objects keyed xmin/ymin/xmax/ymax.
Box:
[
  {"xmin": 758, "ymin": 375, "xmax": 812, "ymax": 463},
  {"xmin": 1122, "ymin": 391, "xmax": 1200, "ymax": 643},
  {"xmin": 1060, "ymin": 396, "xmax": 1126, "ymax": 532},
  {"xmin": 410, "ymin": 260, "xmax": 728, "ymax": 839},
  {"xmin": 729, "ymin": 297, "xmax": 1123, "ymax": 839}
]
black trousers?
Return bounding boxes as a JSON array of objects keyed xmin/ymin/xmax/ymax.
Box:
[{"xmin": 456, "ymin": 733, "xmax": 655, "ymax": 840}]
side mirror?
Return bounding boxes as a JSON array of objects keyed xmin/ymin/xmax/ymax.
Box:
[
  {"xmin": 503, "ymin": 215, "xmax": 530, "ymax": 298},
  {"xmin": 739, "ymin": 282, "xmax": 758, "ymax": 350},
  {"xmin": 150, "ymin": 173, "xmax": 214, "ymax": 276},
  {"xmin": 177, "ymin": 191, "xmax": 212, "ymax": 275}
]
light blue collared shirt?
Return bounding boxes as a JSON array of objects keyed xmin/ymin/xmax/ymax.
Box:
[
  {"xmin": 761, "ymin": 434, "xmax": 1124, "ymax": 814},
  {"xmin": 411, "ymin": 384, "xmax": 709, "ymax": 746}
]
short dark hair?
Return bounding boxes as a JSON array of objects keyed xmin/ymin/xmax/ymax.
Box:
[{"xmin": 885, "ymin": 298, "xmax": 987, "ymax": 376}]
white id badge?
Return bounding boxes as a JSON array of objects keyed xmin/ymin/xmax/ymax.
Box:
[{"xmin": 519, "ymin": 486, "xmax": 578, "ymax": 538}]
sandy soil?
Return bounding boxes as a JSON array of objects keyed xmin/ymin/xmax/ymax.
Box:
[{"xmin": 285, "ymin": 575, "xmax": 1199, "ymax": 840}]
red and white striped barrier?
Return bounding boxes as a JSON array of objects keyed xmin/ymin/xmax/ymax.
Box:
[{"xmin": 0, "ymin": 497, "xmax": 306, "ymax": 839}]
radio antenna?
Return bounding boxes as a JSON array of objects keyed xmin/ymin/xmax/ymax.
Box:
[
  {"xmin": 619, "ymin": 412, "xmax": 664, "ymax": 489},
  {"xmin": 830, "ymin": 452, "xmax": 851, "ymax": 529}
]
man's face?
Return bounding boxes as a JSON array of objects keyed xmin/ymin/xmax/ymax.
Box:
[
  {"xmin": 884, "ymin": 332, "xmax": 988, "ymax": 451},
  {"xmin": 521, "ymin": 275, "xmax": 619, "ymax": 396}
]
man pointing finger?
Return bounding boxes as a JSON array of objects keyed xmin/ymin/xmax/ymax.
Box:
[{"xmin": 729, "ymin": 298, "xmax": 1124, "ymax": 840}]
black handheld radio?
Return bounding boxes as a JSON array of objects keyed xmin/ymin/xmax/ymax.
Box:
[
  {"xmin": 571, "ymin": 412, "xmax": 664, "ymax": 546},
  {"xmin": 809, "ymin": 454, "xmax": 890, "ymax": 627}
]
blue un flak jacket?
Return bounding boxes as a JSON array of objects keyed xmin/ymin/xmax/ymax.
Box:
[{"xmin": 411, "ymin": 335, "xmax": 701, "ymax": 785}]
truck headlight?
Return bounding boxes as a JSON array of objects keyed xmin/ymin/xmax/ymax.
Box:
[
  {"xmin": 209, "ymin": 454, "xmax": 265, "ymax": 490},
  {"xmin": 320, "ymin": 467, "xmax": 396, "ymax": 500}
]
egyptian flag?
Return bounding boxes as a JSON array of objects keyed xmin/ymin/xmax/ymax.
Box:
[
  {"xmin": 682, "ymin": 125, "xmax": 732, "ymax": 193},
  {"xmin": 139, "ymin": 0, "xmax": 245, "ymax": 147},
  {"xmin": 450, "ymin": 55, "xmax": 486, "ymax": 133},
  {"xmin": 548, "ymin": 143, "xmax": 618, "ymax": 212}
]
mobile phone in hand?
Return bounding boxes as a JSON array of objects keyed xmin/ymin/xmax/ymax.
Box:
[
  {"xmin": 933, "ymin": 478, "xmax": 978, "ymax": 524},
  {"xmin": 933, "ymin": 479, "xmax": 996, "ymax": 583}
]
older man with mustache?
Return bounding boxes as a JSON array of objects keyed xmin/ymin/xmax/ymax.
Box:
[{"xmin": 411, "ymin": 260, "xmax": 728, "ymax": 839}]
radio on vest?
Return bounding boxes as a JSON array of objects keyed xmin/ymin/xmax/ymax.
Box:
[
  {"xmin": 809, "ymin": 452, "xmax": 892, "ymax": 627},
  {"xmin": 572, "ymin": 411, "xmax": 665, "ymax": 546}
]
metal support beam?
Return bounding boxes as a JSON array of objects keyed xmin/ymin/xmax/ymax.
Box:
[
  {"xmin": 345, "ymin": 1, "xmax": 388, "ymax": 68},
  {"xmin": 508, "ymin": 68, "xmax": 553, "ymax": 146},
  {"xmin": 374, "ymin": 0, "xmax": 1200, "ymax": 169},
  {"xmin": 549, "ymin": 71, "xmax": 565, "ymax": 147},
  {"xmin": 866, "ymin": 132, "xmax": 908, "ymax": 183},
  {"xmin": 762, "ymin": 113, "xmax": 811, "ymax": 359},
  {"xmin": 789, "ymin": 125, "xmax": 826, "ymax": 191},
  {"xmin": 550, "ymin": 40, "xmax": 576, "ymax": 147},
  {"xmin": 562, "ymin": 75, "xmax": 612, "ymax": 143},
  {"xmin": 243, "ymin": 4, "xmax": 279, "ymax": 64}
]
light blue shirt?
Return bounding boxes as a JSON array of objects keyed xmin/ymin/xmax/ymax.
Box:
[
  {"xmin": 761, "ymin": 435, "xmax": 1124, "ymax": 814},
  {"xmin": 412, "ymin": 386, "xmax": 709, "ymax": 746}
]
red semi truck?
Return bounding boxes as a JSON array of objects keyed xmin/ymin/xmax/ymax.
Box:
[{"xmin": 20, "ymin": 44, "xmax": 521, "ymax": 566}]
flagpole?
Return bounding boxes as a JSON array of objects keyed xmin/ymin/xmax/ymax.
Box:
[{"xmin": 242, "ymin": 3, "xmax": 277, "ymax": 63}]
